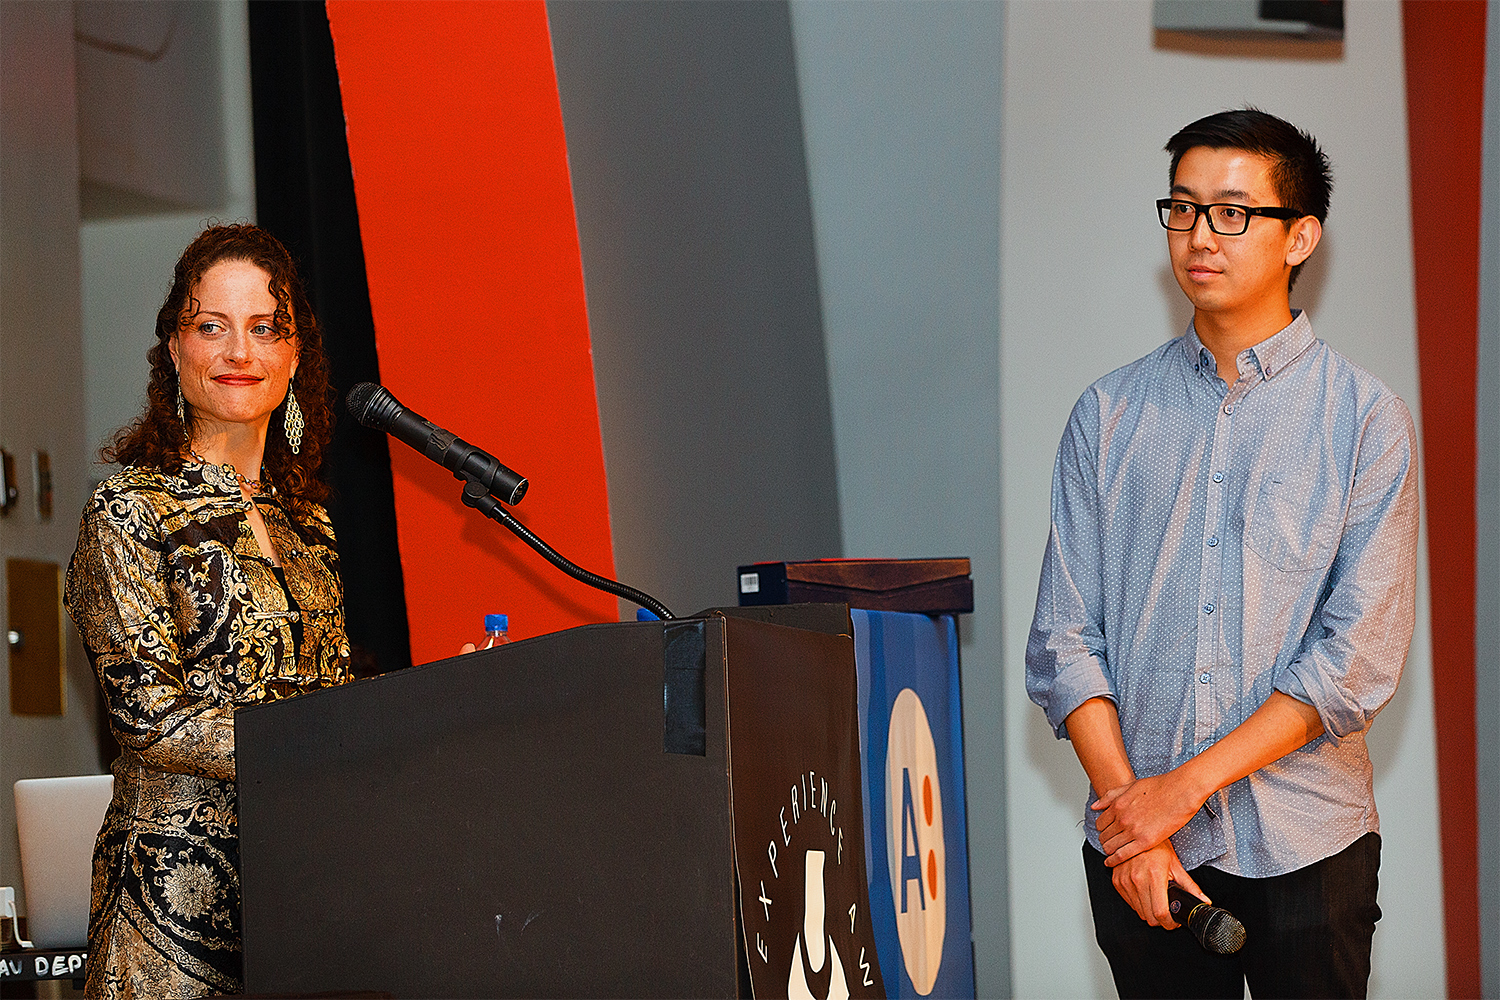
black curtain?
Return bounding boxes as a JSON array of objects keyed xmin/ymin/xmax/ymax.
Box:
[{"xmin": 247, "ymin": 1, "xmax": 411, "ymax": 677}]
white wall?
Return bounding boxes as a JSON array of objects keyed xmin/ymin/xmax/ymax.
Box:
[
  {"xmin": 79, "ymin": 0, "xmax": 256, "ymax": 465},
  {"xmin": 789, "ymin": 1, "xmax": 1008, "ymax": 993},
  {"xmin": 0, "ymin": 0, "xmax": 101, "ymax": 913},
  {"xmin": 999, "ymin": 3, "xmax": 1442, "ymax": 997},
  {"xmin": 0, "ymin": 0, "xmax": 256, "ymax": 917}
]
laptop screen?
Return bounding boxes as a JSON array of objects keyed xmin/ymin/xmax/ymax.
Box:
[{"xmin": 13, "ymin": 774, "xmax": 113, "ymax": 949}]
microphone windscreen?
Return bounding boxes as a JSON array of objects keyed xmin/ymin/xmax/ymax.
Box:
[
  {"xmin": 1168, "ymin": 882, "xmax": 1247, "ymax": 955},
  {"xmin": 346, "ymin": 382, "xmax": 381, "ymax": 423},
  {"xmin": 1195, "ymin": 908, "xmax": 1247, "ymax": 955}
]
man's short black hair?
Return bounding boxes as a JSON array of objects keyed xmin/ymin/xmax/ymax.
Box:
[{"xmin": 1165, "ymin": 108, "xmax": 1332, "ymax": 290}]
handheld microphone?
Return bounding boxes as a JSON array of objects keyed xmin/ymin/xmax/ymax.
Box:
[
  {"xmin": 346, "ymin": 382, "xmax": 528, "ymax": 506},
  {"xmin": 1167, "ymin": 883, "xmax": 1246, "ymax": 954}
]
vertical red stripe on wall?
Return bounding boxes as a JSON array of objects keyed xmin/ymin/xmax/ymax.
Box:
[
  {"xmin": 325, "ymin": 1, "xmax": 618, "ymax": 662},
  {"xmin": 1402, "ymin": 3, "xmax": 1485, "ymax": 997}
]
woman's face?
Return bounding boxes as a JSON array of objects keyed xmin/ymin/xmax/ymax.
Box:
[{"xmin": 170, "ymin": 259, "xmax": 299, "ymax": 441}]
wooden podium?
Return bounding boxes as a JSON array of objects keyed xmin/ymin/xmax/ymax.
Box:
[{"xmin": 236, "ymin": 606, "xmax": 886, "ymax": 999}]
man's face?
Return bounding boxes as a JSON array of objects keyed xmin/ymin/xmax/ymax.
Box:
[{"xmin": 1167, "ymin": 146, "xmax": 1312, "ymax": 323}]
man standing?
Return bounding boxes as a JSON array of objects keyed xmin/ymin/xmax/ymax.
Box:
[{"xmin": 1026, "ymin": 109, "xmax": 1418, "ymax": 999}]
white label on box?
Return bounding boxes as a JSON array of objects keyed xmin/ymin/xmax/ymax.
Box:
[{"xmin": 740, "ymin": 573, "xmax": 760, "ymax": 594}]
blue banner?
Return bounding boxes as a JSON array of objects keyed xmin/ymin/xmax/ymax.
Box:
[{"xmin": 852, "ymin": 609, "xmax": 976, "ymax": 999}]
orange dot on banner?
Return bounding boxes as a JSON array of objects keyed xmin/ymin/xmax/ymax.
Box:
[
  {"xmin": 923, "ymin": 774, "xmax": 933, "ymax": 826},
  {"xmin": 927, "ymin": 850, "xmax": 938, "ymax": 899}
]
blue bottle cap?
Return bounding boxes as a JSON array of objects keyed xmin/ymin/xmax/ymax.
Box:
[{"xmin": 485, "ymin": 614, "xmax": 508, "ymax": 632}]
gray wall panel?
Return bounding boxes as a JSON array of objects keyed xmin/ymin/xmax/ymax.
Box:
[
  {"xmin": 547, "ymin": 0, "xmax": 841, "ymax": 618},
  {"xmin": 789, "ymin": 2, "xmax": 1008, "ymax": 994},
  {"xmin": 1477, "ymin": 2, "xmax": 1500, "ymax": 994}
]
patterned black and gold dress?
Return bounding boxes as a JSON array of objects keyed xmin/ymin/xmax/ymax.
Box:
[{"xmin": 64, "ymin": 461, "xmax": 352, "ymax": 999}]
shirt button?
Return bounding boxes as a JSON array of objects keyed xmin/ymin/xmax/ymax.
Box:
[
  {"xmin": 1213, "ymin": 472, "xmax": 1224, "ymax": 483},
  {"xmin": 1207, "ymin": 536, "xmax": 1219, "ymax": 547},
  {"xmin": 1199, "ymin": 672, "xmax": 1212, "ymax": 684},
  {"xmin": 1203, "ymin": 603, "xmax": 1215, "ymax": 614},
  {"xmin": 1223, "ymin": 404, "xmax": 1234, "ymax": 415}
]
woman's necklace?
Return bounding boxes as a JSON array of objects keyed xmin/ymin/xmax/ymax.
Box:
[{"xmin": 189, "ymin": 448, "xmax": 268, "ymax": 493}]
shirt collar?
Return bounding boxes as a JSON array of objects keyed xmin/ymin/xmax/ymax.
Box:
[
  {"xmin": 177, "ymin": 457, "xmax": 272, "ymax": 497},
  {"xmin": 1182, "ymin": 309, "xmax": 1316, "ymax": 382}
]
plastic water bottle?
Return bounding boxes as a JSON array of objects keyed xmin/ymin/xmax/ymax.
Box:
[{"xmin": 480, "ymin": 614, "xmax": 510, "ymax": 649}]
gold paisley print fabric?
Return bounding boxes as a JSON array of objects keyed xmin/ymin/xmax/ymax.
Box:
[{"xmin": 65, "ymin": 462, "xmax": 351, "ymax": 999}]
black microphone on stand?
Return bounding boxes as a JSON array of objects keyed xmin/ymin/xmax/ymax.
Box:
[
  {"xmin": 1168, "ymin": 883, "xmax": 1247, "ymax": 954},
  {"xmin": 346, "ymin": 381, "xmax": 527, "ymax": 506},
  {"xmin": 345, "ymin": 382, "xmax": 675, "ymax": 621}
]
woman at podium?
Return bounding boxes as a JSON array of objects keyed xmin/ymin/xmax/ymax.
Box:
[{"xmin": 64, "ymin": 224, "xmax": 352, "ymax": 999}]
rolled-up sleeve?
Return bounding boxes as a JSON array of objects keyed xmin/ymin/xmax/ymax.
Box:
[
  {"xmin": 1276, "ymin": 396, "xmax": 1419, "ymax": 740},
  {"xmin": 1027, "ymin": 395, "xmax": 1115, "ymax": 739}
]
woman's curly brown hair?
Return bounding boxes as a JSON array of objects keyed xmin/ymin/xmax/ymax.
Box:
[{"xmin": 103, "ymin": 224, "xmax": 333, "ymax": 512}]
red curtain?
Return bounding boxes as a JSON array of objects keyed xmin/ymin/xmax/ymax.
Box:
[{"xmin": 327, "ymin": 0, "xmax": 619, "ymax": 660}]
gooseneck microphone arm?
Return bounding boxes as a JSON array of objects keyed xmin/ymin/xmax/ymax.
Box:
[
  {"xmin": 346, "ymin": 382, "xmax": 676, "ymax": 621},
  {"xmin": 456, "ymin": 480, "xmax": 675, "ymax": 621}
]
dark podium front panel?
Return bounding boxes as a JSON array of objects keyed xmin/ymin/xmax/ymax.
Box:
[{"xmin": 236, "ymin": 619, "xmax": 736, "ymax": 998}]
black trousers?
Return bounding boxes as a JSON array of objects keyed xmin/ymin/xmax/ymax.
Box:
[{"xmin": 1084, "ymin": 833, "xmax": 1381, "ymax": 999}]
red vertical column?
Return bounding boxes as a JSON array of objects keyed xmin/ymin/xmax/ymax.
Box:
[
  {"xmin": 326, "ymin": 1, "xmax": 618, "ymax": 662},
  {"xmin": 1402, "ymin": 3, "xmax": 1485, "ymax": 996}
]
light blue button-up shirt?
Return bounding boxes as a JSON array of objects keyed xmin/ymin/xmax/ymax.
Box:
[{"xmin": 1026, "ymin": 312, "xmax": 1419, "ymax": 876}]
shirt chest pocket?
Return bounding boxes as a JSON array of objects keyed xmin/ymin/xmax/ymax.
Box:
[{"xmin": 1245, "ymin": 472, "xmax": 1342, "ymax": 572}]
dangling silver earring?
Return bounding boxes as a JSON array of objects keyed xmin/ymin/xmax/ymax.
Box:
[
  {"xmin": 176, "ymin": 381, "xmax": 186, "ymax": 426},
  {"xmin": 284, "ymin": 380, "xmax": 304, "ymax": 455}
]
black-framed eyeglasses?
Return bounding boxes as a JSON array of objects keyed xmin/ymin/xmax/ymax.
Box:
[{"xmin": 1156, "ymin": 198, "xmax": 1303, "ymax": 236}]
